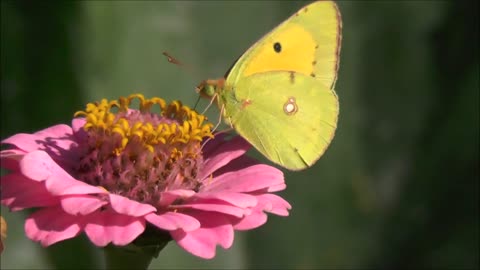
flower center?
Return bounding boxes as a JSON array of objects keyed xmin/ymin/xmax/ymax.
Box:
[{"xmin": 74, "ymin": 94, "xmax": 213, "ymax": 206}]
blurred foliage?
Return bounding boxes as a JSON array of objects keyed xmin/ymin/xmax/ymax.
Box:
[{"xmin": 1, "ymin": 1, "xmax": 478, "ymax": 269}]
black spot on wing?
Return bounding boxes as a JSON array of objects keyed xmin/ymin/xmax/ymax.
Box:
[{"xmin": 273, "ymin": 42, "xmax": 282, "ymax": 53}]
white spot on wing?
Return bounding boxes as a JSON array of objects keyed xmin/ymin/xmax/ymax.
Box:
[{"xmin": 283, "ymin": 97, "xmax": 298, "ymax": 115}]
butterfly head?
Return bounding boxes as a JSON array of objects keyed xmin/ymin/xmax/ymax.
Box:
[{"xmin": 195, "ymin": 78, "xmax": 226, "ymax": 100}]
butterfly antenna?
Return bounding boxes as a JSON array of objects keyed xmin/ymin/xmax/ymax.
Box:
[
  {"xmin": 193, "ymin": 94, "xmax": 202, "ymax": 111},
  {"xmin": 162, "ymin": 51, "xmax": 200, "ymax": 80},
  {"xmin": 163, "ymin": 52, "xmax": 182, "ymax": 66}
]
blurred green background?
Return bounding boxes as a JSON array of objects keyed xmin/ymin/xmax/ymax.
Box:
[{"xmin": 1, "ymin": 1, "xmax": 478, "ymax": 269}]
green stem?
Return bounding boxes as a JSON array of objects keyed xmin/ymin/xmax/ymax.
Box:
[
  {"xmin": 103, "ymin": 244, "xmax": 158, "ymax": 270},
  {"xmin": 103, "ymin": 227, "xmax": 171, "ymax": 269}
]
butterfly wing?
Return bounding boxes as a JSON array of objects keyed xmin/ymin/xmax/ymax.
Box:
[
  {"xmin": 226, "ymin": 1, "xmax": 342, "ymax": 90},
  {"xmin": 212, "ymin": 1, "xmax": 342, "ymax": 170},
  {"xmin": 222, "ymin": 71, "xmax": 338, "ymax": 170}
]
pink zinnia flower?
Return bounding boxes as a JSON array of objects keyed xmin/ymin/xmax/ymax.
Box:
[{"xmin": 0, "ymin": 94, "xmax": 290, "ymax": 259}]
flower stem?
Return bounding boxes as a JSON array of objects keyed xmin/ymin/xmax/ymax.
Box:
[
  {"xmin": 103, "ymin": 226, "xmax": 172, "ymax": 269},
  {"xmin": 103, "ymin": 244, "xmax": 161, "ymax": 270}
]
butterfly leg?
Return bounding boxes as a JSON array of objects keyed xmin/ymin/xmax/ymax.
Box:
[
  {"xmin": 211, "ymin": 103, "xmax": 225, "ymax": 132},
  {"xmin": 201, "ymin": 92, "xmax": 218, "ymax": 115},
  {"xmin": 200, "ymin": 104, "xmax": 230, "ymax": 150}
]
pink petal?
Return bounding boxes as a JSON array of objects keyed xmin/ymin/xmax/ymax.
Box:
[
  {"xmin": 230, "ymin": 195, "xmax": 291, "ymax": 230},
  {"xmin": 230, "ymin": 194, "xmax": 291, "ymax": 230},
  {"xmin": 20, "ymin": 151, "xmax": 106, "ymax": 195},
  {"xmin": 2, "ymin": 124, "xmax": 74, "ymax": 152},
  {"xmin": 19, "ymin": 151, "xmax": 53, "ymax": 181},
  {"xmin": 108, "ymin": 194, "xmax": 156, "ymax": 217},
  {"xmin": 158, "ymin": 189, "xmax": 196, "ymax": 208},
  {"xmin": 174, "ymin": 202, "xmax": 245, "ymax": 217},
  {"xmin": 257, "ymin": 194, "xmax": 292, "ymax": 216},
  {"xmin": 145, "ymin": 212, "xmax": 200, "ymax": 231},
  {"xmin": 1, "ymin": 173, "xmax": 58, "ymax": 210},
  {"xmin": 2, "ymin": 125, "xmax": 80, "ymax": 170},
  {"xmin": 211, "ymin": 154, "xmax": 259, "ymax": 177},
  {"xmin": 71, "ymin": 118, "xmax": 86, "ymax": 134},
  {"xmin": 71, "ymin": 118, "xmax": 88, "ymax": 142},
  {"xmin": 200, "ymin": 133, "xmax": 228, "ymax": 156},
  {"xmin": 0, "ymin": 149, "xmax": 25, "ymax": 171},
  {"xmin": 0, "ymin": 148, "xmax": 26, "ymax": 157},
  {"xmin": 25, "ymin": 207, "xmax": 82, "ymax": 246},
  {"xmin": 200, "ymin": 136, "xmax": 251, "ymax": 180},
  {"xmin": 267, "ymin": 183, "xmax": 287, "ymax": 193},
  {"xmin": 232, "ymin": 211, "xmax": 268, "ymax": 231},
  {"xmin": 61, "ymin": 195, "xmax": 107, "ymax": 215},
  {"xmin": 84, "ymin": 210, "xmax": 145, "ymax": 246},
  {"xmin": 201, "ymin": 164, "xmax": 284, "ymax": 193},
  {"xmin": 171, "ymin": 212, "xmax": 234, "ymax": 259},
  {"xmin": 194, "ymin": 192, "xmax": 257, "ymax": 208}
]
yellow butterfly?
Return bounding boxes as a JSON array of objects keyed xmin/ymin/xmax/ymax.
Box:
[{"xmin": 198, "ymin": 1, "xmax": 342, "ymax": 170}]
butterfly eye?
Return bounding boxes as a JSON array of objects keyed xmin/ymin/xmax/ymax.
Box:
[
  {"xmin": 273, "ymin": 42, "xmax": 282, "ymax": 53},
  {"xmin": 204, "ymin": 85, "xmax": 216, "ymax": 97}
]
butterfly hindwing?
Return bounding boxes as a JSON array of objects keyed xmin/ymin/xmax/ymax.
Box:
[{"xmin": 222, "ymin": 71, "xmax": 338, "ymax": 170}]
